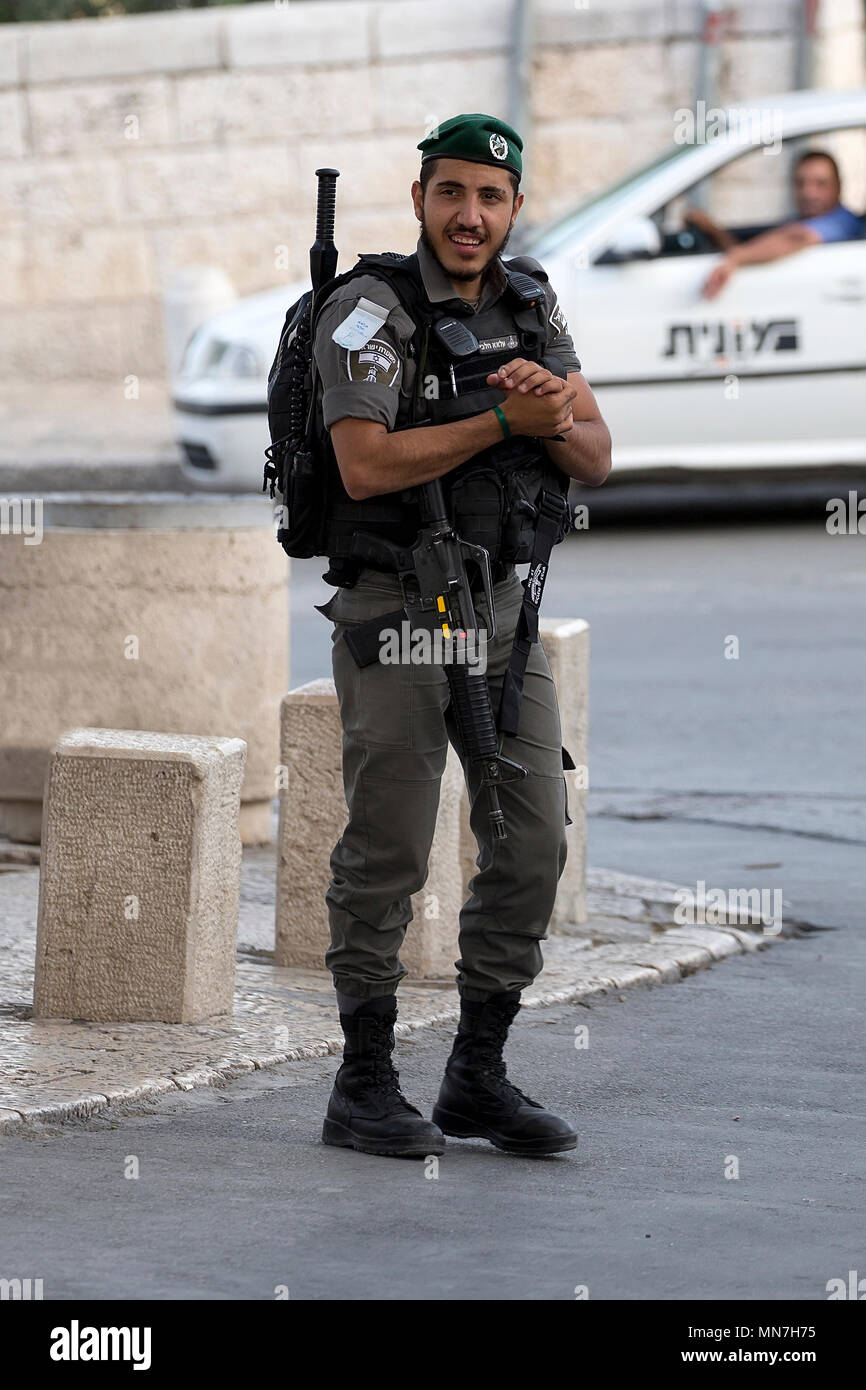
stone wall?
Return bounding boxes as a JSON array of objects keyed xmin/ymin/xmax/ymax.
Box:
[{"xmin": 1, "ymin": 0, "xmax": 863, "ymax": 381}]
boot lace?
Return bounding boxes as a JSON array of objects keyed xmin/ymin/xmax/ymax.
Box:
[
  {"xmin": 472, "ymin": 1012, "xmax": 540, "ymax": 1110},
  {"xmin": 364, "ymin": 1019, "xmax": 414, "ymax": 1108}
]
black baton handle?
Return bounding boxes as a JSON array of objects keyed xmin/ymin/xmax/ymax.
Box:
[{"xmin": 311, "ymin": 167, "xmax": 340, "ymax": 307}]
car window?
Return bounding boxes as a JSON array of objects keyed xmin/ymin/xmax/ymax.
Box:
[
  {"xmin": 650, "ymin": 126, "xmax": 866, "ymax": 258},
  {"xmin": 522, "ymin": 145, "xmax": 698, "ymax": 259}
]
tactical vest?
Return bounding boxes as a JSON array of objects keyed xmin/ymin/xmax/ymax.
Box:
[{"xmin": 314, "ymin": 252, "xmax": 572, "ymax": 587}]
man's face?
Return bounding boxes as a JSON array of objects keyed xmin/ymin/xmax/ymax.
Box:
[
  {"xmin": 794, "ymin": 157, "xmax": 840, "ymax": 219},
  {"xmin": 411, "ymin": 157, "xmax": 524, "ymax": 282}
]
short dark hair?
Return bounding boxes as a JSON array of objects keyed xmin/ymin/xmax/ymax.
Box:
[
  {"xmin": 795, "ymin": 148, "xmax": 841, "ymax": 185},
  {"xmin": 419, "ymin": 157, "xmax": 520, "ymax": 201}
]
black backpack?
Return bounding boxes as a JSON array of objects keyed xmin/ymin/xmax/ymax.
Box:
[
  {"xmin": 262, "ymin": 286, "xmax": 322, "ymax": 558},
  {"xmin": 263, "ymin": 255, "xmax": 412, "ymax": 559}
]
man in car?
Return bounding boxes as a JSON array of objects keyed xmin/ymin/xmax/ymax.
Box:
[
  {"xmin": 311, "ymin": 113, "xmax": 611, "ymax": 1159},
  {"xmin": 689, "ymin": 149, "xmax": 864, "ymax": 299}
]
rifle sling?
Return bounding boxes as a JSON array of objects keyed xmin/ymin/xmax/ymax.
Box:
[{"xmin": 496, "ymin": 489, "xmax": 568, "ymax": 739}]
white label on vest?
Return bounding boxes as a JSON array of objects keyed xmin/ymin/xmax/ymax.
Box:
[
  {"xmin": 477, "ymin": 334, "xmax": 520, "ymax": 354},
  {"xmin": 331, "ymin": 298, "xmax": 390, "ymax": 349}
]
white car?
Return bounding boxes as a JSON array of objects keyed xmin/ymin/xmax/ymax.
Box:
[{"xmin": 173, "ymin": 88, "xmax": 866, "ymax": 490}]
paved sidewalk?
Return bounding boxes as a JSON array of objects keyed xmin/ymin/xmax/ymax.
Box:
[{"xmin": 0, "ymin": 846, "xmax": 776, "ymax": 1131}]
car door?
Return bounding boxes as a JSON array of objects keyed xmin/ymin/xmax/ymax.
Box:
[
  {"xmin": 695, "ymin": 236, "xmax": 865, "ymax": 462},
  {"xmin": 565, "ymin": 250, "xmax": 745, "ymax": 465}
]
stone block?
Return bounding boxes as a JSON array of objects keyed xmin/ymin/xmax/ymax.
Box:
[
  {"xmin": 122, "ymin": 144, "xmax": 296, "ymax": 223},
  {"xmin": 15, "ymin": 227, "xmax": 157, "ymax": 306},
  {"xmin": 174, "ymin": 67, "xmax": 375, "ymax": 145},
  {"xmin": 532, "ymin": 43, "xmax": 669, "ymax": 123},
  {"xmin": 373, "ymin": 0, "xmax": 510, "ymax": 60},
  {"xmin": 0, "ymin": 495, "xmax": 288, "ymax": 843},
  {"xmin": 540, "ymin": 619, "xmax": 589, "ymax": 926},
  {"xmin": 715, "ymin": 0, "xmax": 799, "ymax": 36},
  {"xmin": 276, "ymin": 612, "xmax": 590, "ymax": 971},
  {"xmin": 153, "ymin": 216, "xmax": 307, "ymax": 299},
  {"xmin": 0, "ymin": 157, "xmax": 124, "ymax": 231},
  {"xmin": 664, "ymin": 37, "xmax": 699, "ymax": 109},
  {"xmin": 818, "ymin": 0, "xmax": 865, "ymax": 33},
  {"xmin": 815, "ymin": 33, "xmax": 866, "ymax": 92},
  {"xmin": 717, "ymin": 35, "xmax": 798, "ymax": 105},
  {"xmin": 297, "ymin": 133, "xmax": 420, "ymax": 210},
  {"xmin": 34, "ymin": 728, "xmax": 246, "ymax": 1023},
  {"xmin": 225, "ymin": 1, "xmax": 371, "ymax": 70},
  {"xmin": 0, "ymin": 90, "xmax": 26, "ymax": 160},
  {"xmin": 0, "ymin": 236, "xmax": 25, "ymax": 309},
  {"xmin": 28, "ymin": 76, "xmax": 173, "ymax": 156},
  {"xmin": 529, "ymin": 116, "xmax": 672, "ymax": 219},
  {"xmin": 275, "ymin": 680, "xmax": 343, "ymax": 971},
  {"xmin": 0, "ymin": 297, "xmax": 165, "ymax": 380},
  {"xmin": 0, "ymin": 26, "xmax": 21, "ymax": 88},
  {"xmin": 536, "ymin": 0, "xmax": 669, "ymax": 47},
  {"xmin": 25, "ymin": 10, "xmax": 222, "ymax": 84},
  {"xmin": 459, "ymin": 621, "xmax": 589, "ymax": 927},
  {"xmin": 372, "ymin": 53, "xmax": 507, "ymax": 133},
  {"xmin": 275, "ymin": 680, "xmax": 464, "ymax": 980},
  {"xmin": 337, "ymin": 208, "xmax": 418, "ymax": 264}
]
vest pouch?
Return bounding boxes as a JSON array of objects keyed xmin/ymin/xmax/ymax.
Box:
[
  {"xmin": 500, "ymin": 471, "xmax": 544, "ymax": 564},
  {"xmin": 275, "ymin": 445, "xmax": 327, "ymax": 559},
  {"xmin": 445, "ymin": 467, "xmax": 505, "ymax": 562}
]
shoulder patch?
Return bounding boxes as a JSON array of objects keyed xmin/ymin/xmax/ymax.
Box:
[
  {"xmin": 549, "ymin": 295, "xmax": 569, "ymax": 337},
  {"xmin": 331, "ymin": 297, "xmax": 391, "ymax": 350},
  {"xmin": 343, "ymin": 338, "xmax": 401, "ymax": 386}
]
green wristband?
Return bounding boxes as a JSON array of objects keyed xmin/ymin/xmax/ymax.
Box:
[{"xmin": 493, "ymin": 405, "xmax": 511, "ymax": 440}]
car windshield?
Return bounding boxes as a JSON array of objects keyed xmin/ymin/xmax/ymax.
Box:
[{"xmin": 521, "ymin": 144, "xmax": 696, "ymax": 258}]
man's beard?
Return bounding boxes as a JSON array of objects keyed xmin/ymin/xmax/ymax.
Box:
[{"xmin": 419, "ymin": 212, "xmax": 513, "ymax": 282}]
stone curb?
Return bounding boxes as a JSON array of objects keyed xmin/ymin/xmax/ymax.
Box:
[
  {"xmin": 0, "ymin": 922, "xmax": 775, "ymax": 1134},
  {"xmin": 0, "ymin": 456, "xmax": 187, "ymax": 494}
]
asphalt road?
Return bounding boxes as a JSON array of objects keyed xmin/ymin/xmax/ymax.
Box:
[{"xmin": 1, "ymin": 517, "xmax": 863, "ymax": 1301}]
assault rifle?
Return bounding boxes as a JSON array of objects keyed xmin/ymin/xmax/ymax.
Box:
[{"xmin": 350, "ymin": 487, "xmax": 528, "ymax": 842}]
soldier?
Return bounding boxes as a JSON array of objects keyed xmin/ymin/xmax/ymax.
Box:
[{"xmin": 311, "ymin": 113, "xmax": 611, "ymax": 1158}]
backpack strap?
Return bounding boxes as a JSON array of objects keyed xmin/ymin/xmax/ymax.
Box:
[{"xmin": 312, "ymin": 252, "xmax": 428, "ymax": 333}]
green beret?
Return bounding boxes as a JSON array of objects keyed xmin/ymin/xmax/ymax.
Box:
[{"xmin": 418, "ymin": 113, "xmax": 523, "ymax": 180}]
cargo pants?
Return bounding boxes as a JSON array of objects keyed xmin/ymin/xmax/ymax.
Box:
[{"xmin": 315, "ymin": 563, "xmax": 571, "ymax": 1002}]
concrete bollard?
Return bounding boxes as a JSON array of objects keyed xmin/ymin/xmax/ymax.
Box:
[
  {"xmin": 0, "ymin": 493, "xmax": 287, "ymax": 847},
  {"xmin": 34, "ymin": 728, "xmax": 247, "ymax": 1024},
  {"xmin": 276, "ymin": 613, "xmax": 590, "ymax": 973},
  {"xmin": 275, "ymin": 680, "xmax": 464, "ymax": 979},
  {"xmin": 539, "ymin": 618, "xmax": 590, "ymax": 926},
  {"xmin": 456, "ymin": 619, "xmax": 590, "ymax": 925}
]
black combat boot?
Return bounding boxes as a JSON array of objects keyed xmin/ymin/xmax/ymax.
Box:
[
  {"xmin": 432, "ymin": 991, "xmax": 577, "ymax": 1155},
  {"xmin": 322, "ymin": 996, "xmax": 445, "ymax": 1158}
]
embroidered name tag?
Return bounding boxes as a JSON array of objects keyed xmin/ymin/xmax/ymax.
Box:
[
  {"xmin": 331, "ymin": 298, "xmax": 391, "ymax": 350},
  {"xmin": 476, "ymin": 334, "xmax": 519, "ymax": 354}
]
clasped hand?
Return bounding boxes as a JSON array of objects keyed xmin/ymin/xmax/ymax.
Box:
[{"xmin": 486, "ymin": 358, "xmax": 577, "ymax": 438}]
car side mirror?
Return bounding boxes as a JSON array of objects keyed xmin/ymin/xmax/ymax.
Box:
[{"xmin": 598, "ymin": 216, "xmax": 662, "ymax": 264}]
